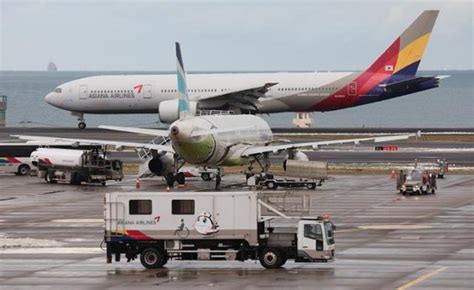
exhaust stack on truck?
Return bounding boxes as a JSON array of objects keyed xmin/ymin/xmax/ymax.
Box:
[{"xmin": 104, "ymin": 191, "xmax": 336, "ymax": 269}]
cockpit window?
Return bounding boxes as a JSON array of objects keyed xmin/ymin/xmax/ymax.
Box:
[{"xmin": 54, "ymin": 87, "xmax": 62, "ymax": 93}]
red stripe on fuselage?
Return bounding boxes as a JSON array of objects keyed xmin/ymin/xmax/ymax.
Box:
[{"xmin": 311, "ymin": 37, "xmax": 400, "ymax": 111}]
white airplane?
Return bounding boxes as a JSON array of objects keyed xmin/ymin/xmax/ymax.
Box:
[
  {"xmin": 44, "ymin": 10, "xmax": 445, "ymax": 129},
  {"xmin": 15, "ymin": 43, "xmax": 416, "ymax": 186}
]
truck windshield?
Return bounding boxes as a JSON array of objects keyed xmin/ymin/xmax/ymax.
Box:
[{"xmin": 324, "ymin": 221, "xmax": 335, "ymax": 245}]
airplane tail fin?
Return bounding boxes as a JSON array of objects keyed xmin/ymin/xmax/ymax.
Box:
[
  {"xmin": 176, "ymin": 42, "xmax": 191, "ymax": 119},
  {"xmin": 365, "ymin": 10, "xmax": 439, "ymax": 78}
]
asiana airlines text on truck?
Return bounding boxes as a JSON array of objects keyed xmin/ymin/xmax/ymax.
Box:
[{"xmin": 104, "ymin": 191, "xmax": 336, "ymax": 269}]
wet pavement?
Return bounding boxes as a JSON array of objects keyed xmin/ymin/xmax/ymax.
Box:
[{"xmin": 0, "ymin": 173, "xmax": 473, "ymax": 289}]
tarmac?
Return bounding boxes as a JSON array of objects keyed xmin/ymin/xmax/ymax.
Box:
[{"xmin": 1, "ymin": 173, "xmax": 473, "ymax": 289}]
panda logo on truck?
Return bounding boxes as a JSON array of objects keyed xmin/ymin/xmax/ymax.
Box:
[{"xmin": 194, "ymin": 211, "xmax": 219, "ymax": 236}]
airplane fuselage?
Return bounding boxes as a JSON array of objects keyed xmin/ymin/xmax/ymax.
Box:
[{"xmin": 45, "ymin": 71, "xmax": 439, "ymax": 115}]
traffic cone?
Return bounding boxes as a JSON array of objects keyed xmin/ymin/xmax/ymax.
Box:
[
  {"xmin": 390, "ymin": 170, "xmax": 396, "ymax": 179},
  {"xmin": 135, "ymin": 178, "xmax": 141, "ymax": 189}
]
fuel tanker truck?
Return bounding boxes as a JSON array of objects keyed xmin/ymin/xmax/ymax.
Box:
[{"xmin": 30, "ymin": 147, "xmax": 123, "ymax": 185}]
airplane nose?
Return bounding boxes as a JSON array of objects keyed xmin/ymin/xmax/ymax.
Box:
[{"xmin": 44, "ymin": 92, "xmax": 61, "ymax": 107}]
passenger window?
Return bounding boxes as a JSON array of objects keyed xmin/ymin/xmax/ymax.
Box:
[
  {"xmin": 172, "ymin": 200, "xmax": 195, "ymax": 215},
  {"xmin": 129, "ymin": 200, "xmax": 152, "ymax": 215}
]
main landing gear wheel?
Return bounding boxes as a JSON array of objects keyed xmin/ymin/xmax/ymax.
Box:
[
  {"xmin": 165, "ymin": 172, "xmax": 175, "ymax": 187},
  {"xmin": 78, "ymin": 122, "xmax": 86, "ymax": 130},
  {"xmin": 176, "ymin": 172, "xmax": 186, "ymax": 185}
]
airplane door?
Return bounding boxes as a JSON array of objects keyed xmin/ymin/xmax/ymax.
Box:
[
  {"xmin": 347, "ymin": 82, "xmax": 357, "ymax": 97},
  {"xmin": 79, "ymin": 85, "xmax": 88, "ymax": 99},
  {"xmin": 143, "ymin": 84, "xmax": 152, "ymax": 99}
]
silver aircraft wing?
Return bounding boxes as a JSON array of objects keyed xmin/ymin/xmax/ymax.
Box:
[
  {"xmin": 196, "ymin": 82, "xmax": 278, "ymax": 111},
  {"xmin": 12, "ymin": 135, "xmax": 174, "ymax": 153},
  {"xmin": 240, "ymin": 134, "xmax": 415, "ymax": 157},
  {"xmin": 98, "ymin": 125, "xmax": 169, "ymax": 137}
]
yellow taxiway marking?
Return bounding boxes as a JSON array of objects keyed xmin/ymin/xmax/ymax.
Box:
[{"xmin": 397, "ymin": 266, "xmax": 448, "ymax": 290}]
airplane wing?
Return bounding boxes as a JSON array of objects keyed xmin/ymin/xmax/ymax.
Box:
[
  {"xmin": 98, "ymin": 125, "xmax": 169, "ymax": 137},
  {"xmin": 12, "ymin": 135, "xmax": 174, "ymax": 153},
  {"xmin": 196, "ymin": 82, "xmax": 278, "ymax": 111},
  {"xmin": 240, "ymin": 134, "xmax": 415, "ymax": 157},
  {"xmin": 378, "ymin": 75, "xmax": 449, "ymax": 92}
]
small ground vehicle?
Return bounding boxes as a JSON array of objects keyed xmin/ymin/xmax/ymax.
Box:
[
  {"xmin": 31, "ymin": 147, "xmax": 123, "ymax": 185},
  {"xmin": 397, "ymin": 169, "xmax": 437, "ymax": 195},
  {"xmin": 415, "ymin": 157, "xmax": 448, "ymax": 178},
  {"xmin": 252, "ymin": 160, "xmax": 328, "ymax": 190},
  {"xmin": 104, "ymin": 191, "xmax": 336, "ymax": 269},
  {"xmin": 255, "ymin": 173, "xmax": 322, "ymax": 190},
  {"xmin": 0, "ymin": 144, "xmax": 35, "ymax": 175}
]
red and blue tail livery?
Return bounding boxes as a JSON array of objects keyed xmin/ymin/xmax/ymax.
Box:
[{"xmin": 311, "ymin": 10, "xmax": 443, "ymax": 111}]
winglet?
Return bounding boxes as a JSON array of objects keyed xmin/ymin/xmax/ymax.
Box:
[{"xmin": 176, "ymin": 42, "xmax": 191, "ymax": 119}]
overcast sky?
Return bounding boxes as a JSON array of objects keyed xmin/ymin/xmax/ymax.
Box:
[{"xmin": 1, "ymin": 0, "xmax": 472, "ymax": 71}]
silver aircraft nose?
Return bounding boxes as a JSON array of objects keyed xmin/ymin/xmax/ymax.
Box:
[{"xmin": 44, "ymin": 92, "xmax": 62, "ymax": 107}]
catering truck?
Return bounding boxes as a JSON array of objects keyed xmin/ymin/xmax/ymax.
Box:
[
  {"xmin": 104, "ymin": 191, "xmax": 336, "ymax": 269},
  {"xmin": 31, "ymin": 147, "xmax": 123, "ymax": 185}
]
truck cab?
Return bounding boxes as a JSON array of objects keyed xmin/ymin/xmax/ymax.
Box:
[{"xmin": 297, "ymin": 218, "xmax": 335, "ymax": 262}]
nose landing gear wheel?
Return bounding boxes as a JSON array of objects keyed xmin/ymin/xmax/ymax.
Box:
[{"xmin": 78, "ymin": 122, "xmax": 86, "ymax": 130}]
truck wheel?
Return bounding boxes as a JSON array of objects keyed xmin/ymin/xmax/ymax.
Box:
[
  {"xmin": 306, "ymin": 183, "xmax": 316, "ymax": 190},
  {"xmin": 17, "ymin": 164, "xmax": 31, "ymax": 176},
  {"xmin": 266, "ymin": 181, "xmax": 277, "ymax": 190},
  {"xmin": 140, "ymin": 247, "xmax": 166, "ymax": 269},
  {"xmin": 201, "ymin": 172, "xmax": 211, "ymax": 181},
  {"xmin": 259, "ymin": 248, "xmax": 283, "ymax": 269},
  {"xmin": 45, "ymin": 172, "xmax": 57, "ymax": 184}
]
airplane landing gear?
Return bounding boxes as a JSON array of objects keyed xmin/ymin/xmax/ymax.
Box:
[
  {"xmin": 215, "ymin": 168, "xmax": 222, "ymax": 190},
  {"xmin": 73, "ymin": 112, "xmax": 87, "ymax": 130}
]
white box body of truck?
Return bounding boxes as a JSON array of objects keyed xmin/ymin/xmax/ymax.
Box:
[
  {"xmin": 104, "ymin": 191, "xmax": 336, "ymax": 269},
  {"xmin": 105, "ymin": 191, "xmax": 259, "ymax": 245}
]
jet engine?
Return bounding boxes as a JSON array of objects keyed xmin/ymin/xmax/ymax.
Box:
[
  {"xmin": 139, "ymin": 152, "xmax": 174, "ymax": 177},
  {"xmin": 283, "ymin": 150, "xmax": 309, "ymax": 170},
  {"xmin": 158, "ymin": 99, "xmax": 197, "ymax": 123}
]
